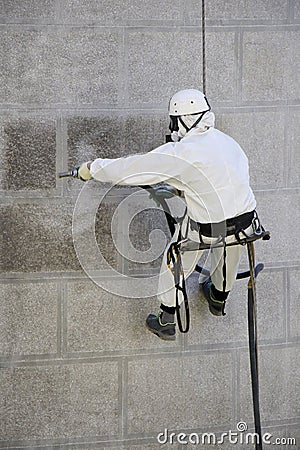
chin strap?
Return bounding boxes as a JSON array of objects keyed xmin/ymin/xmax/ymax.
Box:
[{"xmin": 178, "ymin": 109, "xmax": 210, "ymax": 133}]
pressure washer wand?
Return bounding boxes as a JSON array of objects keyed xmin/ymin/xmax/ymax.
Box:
[{"xmin": 58, "ymin": 168, "xmax": 79, "ymax": 178}]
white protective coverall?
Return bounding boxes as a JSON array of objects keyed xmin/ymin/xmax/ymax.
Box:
[{"xmin": 90, "ymin": 113, "xmax": 256, "ymax": 307}]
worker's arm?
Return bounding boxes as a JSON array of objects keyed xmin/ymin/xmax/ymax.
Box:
[{"xmin": 78, "ymin": 142, "xmax": 181, "ymax": 186}]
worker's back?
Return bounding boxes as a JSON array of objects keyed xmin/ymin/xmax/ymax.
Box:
[{"xmin": 167, "ymin": 127, "xmax": 256, "ymax": 223}]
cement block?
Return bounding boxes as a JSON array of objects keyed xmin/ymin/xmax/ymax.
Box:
[
  {"xmin": 0, "ymin": 361, "xmax": 119, "ymax": 441},
  {"xmin": 0, "ymin": 0, "xmax": 56, "ymax": 20},
  {"xmin": 1, "ymin": 198, "xmax": 123, "ymax": 273},
  {"xmin": 86, "ymin": 272, "xmax": 164, "ymax": 300},
  {"xmin": 0, "ymin": 203, "xmax": 80, "ymax": 273},
  {"xmin": 252, "ymin": 190, "xmax": 300, "ymax": 265},
  {"xmin": 125, "ymin": 199, "xmax": 170, "ymax": 274},
  {"xmin": 60, "ymin": 0, "xmax": 183, "ymax": 24},
  {"xmin": 0, "ymin": 281, "xmax": 58, "ymax": 357},
  {"xmin": 123, "ymin": 114, "xmax": 168, "ymax": 154},
  {"xmin": 216, "ymin": 110, "xmax": 285, "ymax": 189},
  {"xmin": 285, "ymin": 425, "xmax": 300, "ymax": 449},
  {"xmin": 72, "ymin": 190, "xmax": 138, "ymax": 272},
  {"xmin": 66, "ymin": 280, "xmax": 177, "ymax": 353},
  {"xmin": 187, "ymin": 269, "xmax": 285, "ymax": 347},
  {"xmin": 126, "ymin": 30, "xmax": 202, "ymax": 106},
  {"xmin": 94, "ymin": 201, "xmax": 120, "ymax": 269},
  {"xmin": 118, "ymin": 189, "xmax": 184, "ymax": 276},
  {"xmin": 70, "ymin": 184, "xmax": 173, "ymax": 279},
  {"xmin": 0, "ymin": 28, "xmax": 119, "ymax": 105},
  {"xmin": 295, "ymin": 1, "xmax": 300, "ymax": 20},
  {"xmin": 66, "ymin": 113, "xmax": 168, "ymax": 167},
  {"xmin": 103, "ymin": 442, "xmax": 176, "ymax": 450},
  {"xmin": 67, "ymin": 115, "xmax": 124, "ymax": 166},
  {"xmin": 205, "ymin": 31, "xmax": 236, "ymax": 103},
  {"xmin": 66, "ymin": 28, "xmax": 120, "ymax": 106},
  {"xmin": 287, "ymin": 109, "xmax": 300, "ymax": 186},
  {"xmin": 242, "ymin": 31, "xmax": 299, "ymax": 102},
  {"xmin": 205, "ymin": 0, "xmax": 288, "ymax": 22},
  {"xmin": 77, "ymin": 444, "xmax": 176, "ymax": 450},
  {"xmin": 239, "ymin": 346, "xmax": 300, "ymax": 422},
  {"xmin": 65, "ymin": 114, "xmax": 122, "ymax": 194},
  {"xmin": 254, "ymin": 270, "xmax": 286, "ymax": 342},
  {"xmin": 0, "ymin": 29, "xmax": 56, "ymax": 104},
  {"xmin": 178, "ymin": 439, "xmax": 240, "ymax": 450},
  {"xmin": 127, "ymin": 353, "xmax": 234, "ymax": 434},
  {"xmin": 126, "ymin": 439, "xmax": 241, "ymax": 450},
  {"xmin": 0, "ymin": 116, "xmax": 56, "ymax": 191},
  {"xmin": 289, "ymin": 268, "xmax": 300, "ymax": 340},
  {"xmin": 58, "ymin": 29, "xmax": 120, "ymax": 106}
]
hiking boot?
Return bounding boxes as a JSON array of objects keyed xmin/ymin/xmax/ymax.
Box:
[
  {"xmin": 146, "ymin": 312, "xmax": 176, "ymax": 341},
  {"xmin": 202, "ymin": 278, "xmax": 226, "ymax": 316}
]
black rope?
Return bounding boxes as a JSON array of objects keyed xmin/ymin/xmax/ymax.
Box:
[
  {"xmin": 222, "ymin": 239, "xmax": 227, "ymax": 292},
  {"xmin": 167, "ymin": 242, "xmax": 190, "ymax": 333},
  {"xmin": 202, "ymin": 0, "xmax": 206, "ymax": 94},
  {"xmin": 247, "ymin": 242, "xmax": 263, "ymax": 450}
]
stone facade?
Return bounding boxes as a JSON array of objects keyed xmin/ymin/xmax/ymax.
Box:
[{"xmin": 0, "ymin": 1, "xmax": 299, "ymax": 448}]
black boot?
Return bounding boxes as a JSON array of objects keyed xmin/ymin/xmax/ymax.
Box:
[
  {"xmin": 146, "ymin": 310, "xmax": 176, "ymax": 341},
  {"xmin": 202, "ymin": 278, "xmax": 227, "ymax": 316}
]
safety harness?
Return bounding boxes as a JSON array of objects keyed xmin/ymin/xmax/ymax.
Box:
[{"xmin": 166, "ymin": 209, "xmax": 269, "ymax": 334}]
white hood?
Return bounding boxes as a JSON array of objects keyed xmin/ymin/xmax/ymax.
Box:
[
  {"xmin": 172, "ymin": 111, "xmax": 215, "ymax": 141},
  {"xmin": 182, "ymin": 111, "xmax": 215, "ymax": 133}
]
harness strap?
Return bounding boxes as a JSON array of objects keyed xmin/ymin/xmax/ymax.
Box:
[
  {"xmin": 167, "ymin": 241, "xmax": 190, "ymax": 333},
  {"xmin": 190, "ymin": 210, "xmax": 255, "ymax": 238},
  {"xmin": 222, "ymin": 237, "xmax": 227, "ymax": 294}
]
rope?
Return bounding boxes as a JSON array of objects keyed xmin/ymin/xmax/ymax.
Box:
[
  {"xmin": 247, "ymin": 242, "xmax": 263, "ymax": 450},
  {"xmin": 202, "ymin": 0, "xmax": 206, "ymax": 94}
]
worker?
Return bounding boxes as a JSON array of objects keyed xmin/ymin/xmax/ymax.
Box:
[{"xmin": 77, "ymin": 89, "xmax": 257, "ymax": 341}]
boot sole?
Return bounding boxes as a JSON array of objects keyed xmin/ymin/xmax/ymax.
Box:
[
  {"xmin": 208, "ymin": 304, "xmax": 223, "ymax": 316},
  {"xmin": 145, "ymin": 322, "xmax": 176, "ymax": 341}
]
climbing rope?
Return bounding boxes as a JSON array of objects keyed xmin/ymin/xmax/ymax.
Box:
[{"xmin": 202, "ymin": 0, "xmax": 206, "ymax": 94}]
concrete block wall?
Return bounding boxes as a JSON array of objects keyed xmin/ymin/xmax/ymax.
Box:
[{"xmin": 0, "ymin": 1, "xmax": 299, "ymax": 448}]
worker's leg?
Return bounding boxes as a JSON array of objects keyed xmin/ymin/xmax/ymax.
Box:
[
  {"xmin": 203, "ymin": 225, "xmax": 254, "ymax": 316},
  {"xmin": 202, "ymin": 243, "xmax": 244, "ymax": 316},
  {"xmin": 157, "ymin": 242, "xmax": 204, "ymax": 308},
  {"xmin": 146, "ymin": 221, "xmax": 203, "ymax": 339},
  {"xmin": 210, "ymin": 243, "xmax": 244, "ymax": 294},
  {"xmin": 210, "ymin": 225, "xmax": 254, "ymax": 293}
]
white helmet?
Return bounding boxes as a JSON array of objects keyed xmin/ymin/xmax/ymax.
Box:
[
  {"xmin": 169, "ymin": 89, "xmax": 210, "ymax": 116},
  {"xmin": 168, "ymin": 89, "xmax": 211, "ymax": 140}
]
